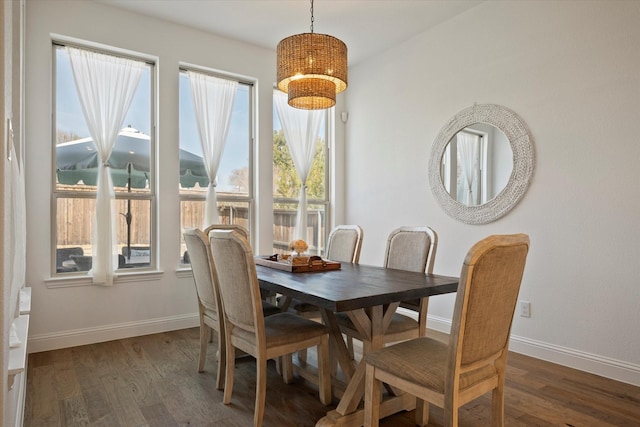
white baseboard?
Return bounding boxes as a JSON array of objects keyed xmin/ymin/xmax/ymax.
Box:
[
  {"xmin": 27, "ymin": 314, "xmax": 200, "ymax": 354},
  {"xmin": 425, "ymin": 313, "xmax": 640, "ymax": 387},
  {"xmin": 26, "ymin": 311, "xmax": 640, "ymax": 388}
]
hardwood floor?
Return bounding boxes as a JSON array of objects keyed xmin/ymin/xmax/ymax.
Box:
[{"xmin": 24, "ymin": 327, "xmax": 640, "ymax": 426}]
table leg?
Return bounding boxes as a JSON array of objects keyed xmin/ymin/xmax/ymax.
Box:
[
  {"xmin": 316, "ymin": 305, "xmax": 416, "ymax": 427},
  {"xmin": 320, "ymin": 309, "xmax": 356, "ymax": 383}
]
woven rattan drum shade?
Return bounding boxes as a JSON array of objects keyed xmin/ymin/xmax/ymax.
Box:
[{"xmin": 277, "ymin": 32, "xmax": 347, "ymax": 110}]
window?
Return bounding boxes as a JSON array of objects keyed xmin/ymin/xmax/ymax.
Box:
[
  {"xmin": 179, "ymin": 69, "xmax": 253, "ymax": 264},
  {"xmin": 441, "ymin": 129, "xmax": 486, "ymax": 205},
  {"xmin": 53, "ymin": 43, "xmax": 155, "ymax": 274},
  {"xmin": 273, "ymin": 91, "xmax": 330, "ymax": 255},
  {"xmin": 440, "ymin": 124, "xmax": 512, "ymax": 206}
]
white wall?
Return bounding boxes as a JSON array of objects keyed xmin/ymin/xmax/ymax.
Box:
[
  {"xmin": 345, "ymin": 0, "xmax": 640, "ymax": 385},
  {"xmin": 24, "ymin": 0, "xmax": 289, "ymax": 351}
]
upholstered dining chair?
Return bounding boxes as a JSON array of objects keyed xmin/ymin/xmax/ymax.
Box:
[
  {"xmin": 183, "ymin": 226, "xmax": 279, "ymax": 390},
  {"xmin": 184, "ymin": 228, "xmax": 227, "ymax": 390},
  {"xmin": 337, "ymin": 226, "xmax": 437, "ymax": 353},
  {"xmin": 387, "ymin": 226, "xmax": 437, "ymax": 337},
  {"xmin": 210, "ymin": 229, "xmax": 332, "ymax": 427},
  {"xmin": 56, "ymin": 246, "xmax": 84, "ymax": 272},
  {"xmin": 283, "ymin": 224, "xmax": 364, "ymax": 314},
  {"xmin": 204, "ymin": 223, "xmax": 281, "ymax": 314},
  {"xmin": 326, "ymin": 224, "xmax": 364, "ymax": 264},
  {"xmin": 363, "ymin": 234, "xmax": 530, "ymax": 427}
]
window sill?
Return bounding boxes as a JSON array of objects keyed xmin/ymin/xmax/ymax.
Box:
[{"xmin": 44, "ymin": 269, "xmax": 164, "ymax": 288}]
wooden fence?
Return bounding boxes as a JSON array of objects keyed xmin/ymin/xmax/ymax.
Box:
[
  {"xmin": 56, "ymin": 198, "xmax": 151, "ymax": 248},
  {"xmin": 57, "ymin": 196, "xmax": 324, "ymax": 254}
]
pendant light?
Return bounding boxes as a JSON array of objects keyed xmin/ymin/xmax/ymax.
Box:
[{"xmin": 276, "ymin": 0, "xmax": 347, "ymax": 110}]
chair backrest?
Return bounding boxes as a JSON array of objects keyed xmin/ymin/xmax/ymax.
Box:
[
  {"xmin": 183, "ymin": 228, "xmax": 221, "ymax": 316},
  {"xmin": 204, "ymin": 223, "xmax": 249, "ymax": 242},
  {"xmin": 448, "ymin": 234, "xmax": 530, "ymax": 378},
  {"xmin": 122, "ymin": 246, "xmax": 151, "ymax": 257},
  {"xmin": 383, "ymin": 226, "xmax": 437, "ymax": 273},
  {"xmin": 69, "ymin": 254, "xmax": 92, "ymax": 271},
  {"xmin": 56, "ymin": 247, "xmax": 83, "ymax": 268},
  {"xmin": 326, "ymin": 225, "xmax": 364, "ymax": 263},
  {"xmin": 210, "ymin": 229, "xmax": 265, "ymax": 343}
]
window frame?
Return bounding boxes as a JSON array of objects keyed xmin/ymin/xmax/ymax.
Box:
[
  {"xmin": 51, "ymin": 40, "xmax": 158, "ymax": 277},
  {"xmin": 178, "ymin": 66, "xmax": 256, "ymax": 265},
  {"xmin": 272, "ymin": 96, "xmax": 331, "ymax": 255}
]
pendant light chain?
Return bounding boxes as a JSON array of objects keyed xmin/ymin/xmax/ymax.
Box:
[{"xmin": 310, "ymin": 0, "xmax": 314, "ymax": 33}]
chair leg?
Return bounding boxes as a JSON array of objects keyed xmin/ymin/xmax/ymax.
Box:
[
  {"xmin": 254, "ymin": 357, "xmax": 268, "ymax": 427},
  {"xmin": 298, "ymin": 348, "xmax": 308, "ymax": 364},
  {"xmin": 346, "ymin": 336, "xmax": 355, "ymax": 359},
  {"xmin": 492, "ymin": 381, "xmax": 505, "ymax": 427},
  {"xmin": 223, "ymin": 342, "xmax": 236, "ymax": 405},
  {"xmin": 330, "ymin": 356, "xmax": 339, "ymax": 379},
  {"xmin": 215, "ymin": 329, "xmax": 226, "ymax": 390},
  {"xmin": 275, "ymin": 356, "xmax": 282, "ymax": 375},
  {"xmin": 281, "ymin": 354, "xmax": 294, "ymax": 384},
  {"xmin": 417, "ymin": 297, "xmax": 429, "ymax": 337},
  {"xmin": 317, "ymin": 335, "xmax": 331, "ymax": 405},
  {"xmin": 279, "ymin": 295, "xmax": 292, "ymax": 311},
  {"xmin": 198, "ymin": 322, "xmax": 207, "ymax": 373},
  {"xmin": 443, "ymin": 402, "xmax": 459, "ymax": 427},
  {"xmin": 364, "ymin": 363, "xmax": 381, "ymax": 427},
  {"xmin": 415, "ymin": 399, "xmax": 429, "ymax": 426}
]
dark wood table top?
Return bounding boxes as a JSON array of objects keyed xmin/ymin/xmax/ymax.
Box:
[{"xmin": 256, "ymin": 261, "xmax": 458, "ymax": 312}]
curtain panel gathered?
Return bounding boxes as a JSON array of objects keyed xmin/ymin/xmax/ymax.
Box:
[
  {"xmin": 187, "ymin": 71, "xmax": 238, "ymax": 228},
  {"xmin": 456, "ymin": 131, "xmax": 481, "ymax": 206},
  {"xmin": 67, "ymin": 47, "xmax": 144, "ymax": 285},
  {"xmin": 274, "ymin": 91, "xmax": 323, "ymax": 241},
  {"xmin": 9, "ymin": 140, "xmax": 26, "ymax": 323}
]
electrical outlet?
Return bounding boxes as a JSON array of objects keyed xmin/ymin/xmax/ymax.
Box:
[{"xmin": 519, "ymin": 301, "xmax": 531, "ymax": 318}]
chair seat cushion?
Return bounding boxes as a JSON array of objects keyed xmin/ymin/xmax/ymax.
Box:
[
  {"xmin": 291, "ymin": 299, "xmax": 320, "ymax": 313},
  {"xmin": 399, "ymin": 299, "xmax": 421, "ymax": 311},
  {"xmin": 275, "ymin": 296, "xmax": 320, "ymax": 313},
  {"xmin": 230, "ymin": 312, "xmax": 327, "ymax": 349},
  {"xmin": 263, "ymin": 313, "xmax": 328, "ymax": 348},
  {"xmin": 258, "ymin": 312, "xmax": 328, "ymax": 348},
  {"xmin": 261, "ymin": 301, "xmax": 282, "ymax": 317},
  {"xmin": 202, "ymin": 307, "xmax": 219, "ymax": 323},
  {"xmin": 364, "ymin": 337, "xmax": 497, "ymax": 392},
  {"xmin": 336, "ymin": 311, "xmax": 418, "ymax": 337}
]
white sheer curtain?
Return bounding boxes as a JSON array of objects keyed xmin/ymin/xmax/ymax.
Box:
[
  {"xmin": 187, "ymin": 71, "xmax": 238, "ymax": 227},
  {"xmin": 456, "ymin": 131, "xmax": 480, "ymax": 205},
  {"xmin": 9, "ymin": 140, "xmax": 26, "ymax": 322},
  {"xmin": 274, "ymin": 90, "xmax": 324, "ymax": 240},
  {"xmin": 67, "ymin": 47, "xmax": 144, "ymax": 286}
]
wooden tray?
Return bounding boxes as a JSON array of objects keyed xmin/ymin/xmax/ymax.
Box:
[{"xmin": 255, "ymin": 255, "xmax": 340, "ymax": 273}]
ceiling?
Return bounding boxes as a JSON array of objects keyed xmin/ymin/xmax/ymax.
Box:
[{"xmin": 94, "ymin": 0, "xmax": 483, "ymax": 65}]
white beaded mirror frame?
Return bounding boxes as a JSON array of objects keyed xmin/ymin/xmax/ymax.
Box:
[{"xmin": 428, "ymin": 104, "xmax": 534, "ymax": 224}]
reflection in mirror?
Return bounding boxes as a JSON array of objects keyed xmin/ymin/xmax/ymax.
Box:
[
  {"xmin": 441, "ymin": 124, "xmax": 512, "ymax": 206},
  {"xmin": 428, "ymin": 104, "xmax": 534, "ymax": 224}
]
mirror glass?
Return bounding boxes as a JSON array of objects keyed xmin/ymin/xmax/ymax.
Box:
[
  {"xmin": 428, "ymin": 104, "xmax": 534, "ymax": 224},
  {"xmin": 441, "ymin": 124, "xmax": 512, "ymax": 206}
]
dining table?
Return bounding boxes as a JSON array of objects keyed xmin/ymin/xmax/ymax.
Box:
[{"xmin": 255, "ymin": 259, "xmax": 459, "ymax": 427}]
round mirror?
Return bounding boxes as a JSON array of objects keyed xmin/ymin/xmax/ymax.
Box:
[{"xmin": 429, "ymin": 104, "xmax": 534, "ymax": 224}]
